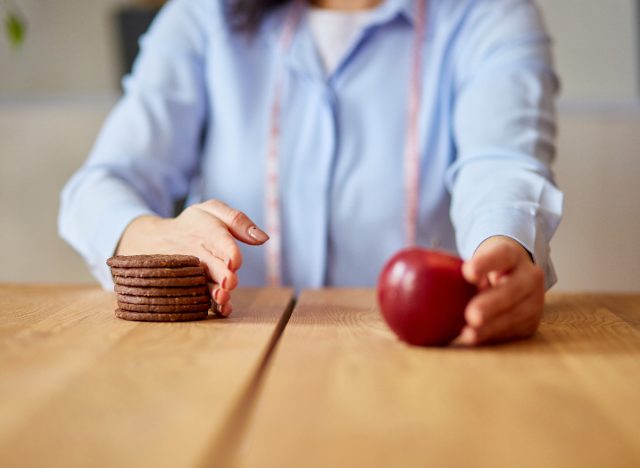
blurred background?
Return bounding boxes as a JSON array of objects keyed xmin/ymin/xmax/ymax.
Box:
[{"xmin": 0, "ymin": 0, "xmax": 638, "ymax": 291}]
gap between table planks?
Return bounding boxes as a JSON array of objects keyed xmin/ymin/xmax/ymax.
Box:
[
  {"xmin": 236, "ymin": 289, "xmax": 640, "ymax": 468},
  {"xmin": 0, "ymin": 284, "xmax": 294, "ymax": 468}
]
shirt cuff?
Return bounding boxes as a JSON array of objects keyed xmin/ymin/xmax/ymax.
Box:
[
  {"xmin": 456, "ymin": 207, "xmax": 557, "ymax": 290},
  {"xmin": 88, "ymin": 204, "xmax": 155, "ymax": 290}
]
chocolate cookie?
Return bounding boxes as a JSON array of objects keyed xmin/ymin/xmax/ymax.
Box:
[
  {"xmin": 114, "ymin": 284, "xmax": 209, "ymax": 297},
  {"xmin": 115, "ymin": 309, "xmax": 208, "ymax": 322},
  {"xmin": 107, "ymin": 254, "xmax": 201, "ymax": 269},
  {"xmin": 110, "ymin": 266, "xmax": 206, "ymax": 278},
  {"xmin": 118, "ymin": 294, "xmax": 211, "ymax": 305},
  {"xmin": 114, "ymin": 275, "xmax": 206, "ymax": 288},
  {"xmin": 118, "ymin": 301, "xmax": 211, "ymax": 313}
]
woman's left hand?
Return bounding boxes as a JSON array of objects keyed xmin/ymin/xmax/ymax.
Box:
[{"xmin": 456, "ymin": 236, "xmax": 545, "ymax": 345}]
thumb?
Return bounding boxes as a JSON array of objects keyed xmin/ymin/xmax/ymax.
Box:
[
  {"xmin": 462, "ymin": 238, "xmax": 519, "ymax": 285},
  {"xmin": 198, "ymin": 200, "xmax": 270, "ymax": 245}
]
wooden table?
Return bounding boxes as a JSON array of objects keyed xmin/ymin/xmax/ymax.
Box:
[{"xmin": 1, "ymin": 285, "xmax": 639, "ymax": 468}]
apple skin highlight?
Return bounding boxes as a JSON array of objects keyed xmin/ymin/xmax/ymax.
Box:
[{"xmin": 377, "ymin": 247, "xmax": 478, "ymax": 346}]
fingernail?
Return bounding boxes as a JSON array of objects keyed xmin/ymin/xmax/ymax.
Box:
[
  {"xmin": 459, "ymin": 327, "xmax": 476, "ymax": 344},
  {"xmin": 226, "ymin": 258, "xmax": 233, "ymax": 271},
  {"xmin": 218, "ymin": 302, "xmax": 232, "ymax": 317},
  {"xmin": 221, "ymin": 276, "xmax": 227, "ymax": 290},
  {"xmin": 214, "ymin": 288, "xmax": 221, "ymax": 303},
  {"xmin": 468, "ymin": 308, "xmax": 482, "ymax": 326},
  {"xmin": 462, "ymin": 262, "xmax": 475, "ymax": 282},
  {"xmin": 248, "ymin": 226, "xmax": 269, "ymax": 243}
]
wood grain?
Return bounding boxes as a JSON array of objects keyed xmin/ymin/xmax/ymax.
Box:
[
  {"xmin": 0, "ymin": 284, "xmax": 294, "ymax": 468},
  {"xmin": 2, "ymin": 286, "xmax": 639, "ymax": 468},
  {"xmin": 238, "ymin": 289, "xmax": 640, "ymax": 468}
]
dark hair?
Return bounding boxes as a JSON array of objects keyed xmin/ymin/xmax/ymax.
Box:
[{"xmin": 225, "ymin": 0, "xmax": 292, "ymax": 34}]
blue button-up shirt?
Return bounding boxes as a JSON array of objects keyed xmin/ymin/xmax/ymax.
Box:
[{"xmin": 59, "ymin": 0, "xmax": 563, "ymax": 290}]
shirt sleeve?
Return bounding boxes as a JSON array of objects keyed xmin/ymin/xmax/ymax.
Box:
[
  {"xmin": 58, "ymin": 0, "xmax": 211, "ymax": 288},
  {"xmin": 445, "ymin": 0, "xmax": 564, "ymax": 289}
]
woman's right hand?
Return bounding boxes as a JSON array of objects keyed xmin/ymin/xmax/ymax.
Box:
[{"xmin": 115, "ymin": 199, "xmax": 269, "ymax": 317}]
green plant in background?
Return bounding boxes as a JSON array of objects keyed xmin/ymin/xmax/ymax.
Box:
[{"xmin": 3, "ymin": 1, "xmax": 26, "ymax": 49}]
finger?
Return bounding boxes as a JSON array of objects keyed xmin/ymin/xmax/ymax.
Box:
[
  {"xmin": 189, "ymin": 208, "xmax": 245, "ymax": 270},
  {"xmin": 197, "ymin": 246, "xmax": 239, "ymax": 291},
  {"xmin": 456, "ymin": 305, "xmax": 533, "ymax": 346},
  {"xmin": 464, "ymin": 266, "xmax": 534, "ymax": 327},
  {"xmin": 454, "ymin": 326, "xmax": 477, "ymax": 346},
  {"xmin": 215, "ymin": 301, "xmax": 233, "ymax": 318},
  {"xmin": 477, "ymin": 275, "xmax": 491, "ymax": 292},
  {"xmin": 472, "ymin": 295, "xmax": 542, "ymax": 344},
  {"xmin": 198, "ymin": 199, "xmax": 269, "ymax": 246},
  {"xmin": 207, "ymin": 282, "xmax": 231, "ymax": 306},
  {"xmin": 462, "ymin": 240, "xmax": 519, "ymax": 284}
]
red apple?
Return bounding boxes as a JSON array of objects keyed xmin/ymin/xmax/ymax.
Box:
[{"xmin": 377, "ymin": 247, "xmax": 477, "ymax": 346}]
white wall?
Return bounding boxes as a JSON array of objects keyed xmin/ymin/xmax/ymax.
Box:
[
  {"xmin": 0, "ymin": 98, "xmax": 108, "ymax": 283},
  {"xmin": 537, "ymin": 0, "xmax": 638, "ymax": 102},
  {"xmin": 0, "ymin": 0, "xmax": 128, "ymax": 94},
  {"xmin": 551, "ymin": 106, "xmax": 640, "ymax": 291}
]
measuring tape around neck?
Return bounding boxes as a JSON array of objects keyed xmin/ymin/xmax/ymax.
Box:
[{"xmin": 265, "ymin": 0, "xmax": 427, "ymax": 286}]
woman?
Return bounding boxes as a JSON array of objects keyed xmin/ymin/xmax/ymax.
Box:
[{"xmin": 59, "ymin": 0, "xmax": 563, "ymax": 345}]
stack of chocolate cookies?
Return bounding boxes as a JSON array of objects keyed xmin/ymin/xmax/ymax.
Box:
[{"xmin": 107, "ymin": 254, "xmax": 212, "ymax": 322}]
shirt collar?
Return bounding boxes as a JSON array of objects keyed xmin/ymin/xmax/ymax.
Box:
[
  {"xmin": 266, "ymin": 0, "xmax": 420, "ymax": 39},
  {"xmin": 370, "ymin": 0, "xmax": 419, "ymax": 25},
  {"xmin": 264, "ymin": 0, "xmax": 423, "ymax": 80}
]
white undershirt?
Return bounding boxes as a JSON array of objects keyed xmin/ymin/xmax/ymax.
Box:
[{"xmin": 308, "ymin": 7, "xmax": 374, "ymax": 74}]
